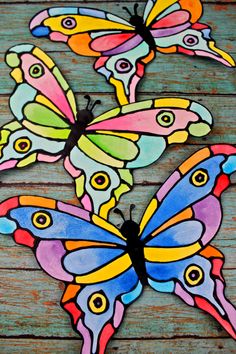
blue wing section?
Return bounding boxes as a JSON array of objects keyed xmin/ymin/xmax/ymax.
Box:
[
  {"xmin": 9, "ymin": 207, "xmax": 126, "ymax": 246},
  {"xmin": 76, "ymin": 267, "xmax": 141, "ymax": 353},
  {"xmin": 146, "ymin": 220, "xmax": 203, "ymax": 247},
  {"xmin": 64, "ymin": 247, "xmax": 125, "ymax": 275},
  {"xmin": 141, "ymin": 155, "xmax": 224, "ymax": 240}
]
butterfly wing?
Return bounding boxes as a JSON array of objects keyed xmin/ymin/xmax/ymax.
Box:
[
  {"xmin": 0, "ymin": 44, "xmax": 77, "ymax": 172},
  {"xmin": 0, "ymin": 196, "xmax": 142, "ymax": 353},
  {"xmin": 139, "ymin": 144, "xmax": 236, "ymax": 338},
  {"xmin": 94, "ymin": 40, "xmax": 154, "ymax": 104},
  {"xmin": 29, "ymin": 7, "xmax": 154, "ymax": 104},
  {"xmin": 64, "ymin": 150, "xmax": 133, "ymax": 219},
  {"xmin": 147, "ymin": 247, "xmax": 236, "ymax": 339},
  {"xmin": 66, "ymin": 97, "xmax": 212, "ymax": 217},
  {"xmin": 145, "ymin": 0, "xmax": 235, "ymax": 66},
  {"xmin": 85, "ymin": 97, "xmax": 213, "ymax": 171}
]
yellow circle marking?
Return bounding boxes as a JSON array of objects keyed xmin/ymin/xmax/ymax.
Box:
[
  {"xmin": 32, "ymin": 211, "xmax": 52, "ymax": 229},
  {"xmin": 88, "ymin": 292, "xmax": 108, "ymax": 314},
  {"xmin": 90, "ymin": 172, "xmax": 110, "ymax": 190},
  {"xmin": 191, "ymin": 169, "xmax": 209, "ymax": 186},
  {"xmin": 157, "ymin": 111, "xmax": 175, "ymax": 127},
  {"xmin": 14, "ymin": 138, "xmax": 32, "ymax": 153},
  {"xmin": 185, "ymin": 265, "xmax": 204, "ymax": 287}
]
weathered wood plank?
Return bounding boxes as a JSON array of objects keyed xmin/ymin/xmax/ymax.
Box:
[
  {"xmin": 1, "ymin": 0, "xmax": 236, "ymax": 3},
  {"xmin": 0, "ymin": 269, "xmax": 235, "ymax": 338},
  {"xmin": 1, "ymin": 52, "xmax": 236, "ymax": 96},
  {"xmin": 0, "ymin": 184, "xmax": 235, "ymax": 268},
  {"xmin": 0, "ymin": 338, "xmax": 235, "ymax": 354}
]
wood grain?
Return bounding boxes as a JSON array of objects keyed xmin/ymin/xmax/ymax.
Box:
[
  {"xmin": 0, "ymin": 0, "xmax": 235, "ymax": 353},
  {"xmin": 0, "ymin": 338, "xmax": 236, "ymax": 354}
]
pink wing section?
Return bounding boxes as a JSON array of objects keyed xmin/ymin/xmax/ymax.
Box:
[
  {"xmin": 87, "ymin": 108, "xmax": 199, "ymax": 135},
  {"xmin": 151, "ymin": 10, "xmax": 190, "ymax": 29},
  {"xmin": 21, "ymin": 53, "xmax": 75, "ymax": 123},
  {"xmin": 91, "ymin": 32, "xmax": 136, "ymax": 52},
  {"xmin": 36, "ymin": 240, "xmax": 73, "ymax": 282}
]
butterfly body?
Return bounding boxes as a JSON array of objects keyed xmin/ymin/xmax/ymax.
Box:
[
  {"xmin": 62, "ymin": 100, "xmax": 98, "ymax": 157},
  {"xmin": 1, "ymin": 44, "xmax": 213, "ymax": 217},
  {"xmin": 125, "ymin": 6, "xmax": 156, "ymax": 50},
  {"xmin": 120, "ymin": 219, "xmax": 147, "ymax": 285},
  {"xmin": 0, "ymin": 145, "xmax": 235, "ymax": 353},
  {"xmin": 30, "ymin": 1, "xmax": 235, "ymax": 104}
]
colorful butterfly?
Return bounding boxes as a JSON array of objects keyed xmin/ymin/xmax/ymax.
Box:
[
  {"xmin": 30, "ymin": 0, "xmax": 236, "ymax": 105},
  {"xmin": 0, "ymin": 144, "xmax": 235, "ymax": 353},
  {"xmin": 0, "ymin": 44, "xmax": 212, "ymax": 219}
]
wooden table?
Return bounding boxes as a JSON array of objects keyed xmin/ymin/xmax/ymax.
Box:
[{"xmin": 0, "ymin": 1, "xmax": 235, "ymax": 352}]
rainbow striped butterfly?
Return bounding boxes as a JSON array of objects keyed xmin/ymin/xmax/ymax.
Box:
[
  {"xmin": 0, "ymin": 44, "xmax": 212, "ymax": 219},
  {"xmin": 0, "ymin": 144, "xmax": 235, "ymax": 353},
  {"xmin": 30, "ymin": 0, "xmax": 235, "ymax": 105}
]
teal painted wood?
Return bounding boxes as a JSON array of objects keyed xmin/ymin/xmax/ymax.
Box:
[
  {"xmin": 1, "ymin": 270, "xmax": 235, "ymax": 338},
  {"xmin": 0, "ymin": 338, "xmax": 236, "ymax": 354},
  {"xmin": 0, "ymin": 0, "xmax": 235, "ymax": 353},
  {"xmin": 1, "ymin": 338, "xmax": 236, "ymax": 354},
  {"xmin": 1, "ymin": 53, "xmax": 236, "ymax": 95}
]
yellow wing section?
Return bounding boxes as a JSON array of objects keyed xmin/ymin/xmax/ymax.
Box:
[{"xmin": 44, "ymin": 15, "xmax": 134, "ymax": 35}]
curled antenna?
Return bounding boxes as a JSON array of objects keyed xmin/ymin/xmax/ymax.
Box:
[
  {"xmin": 122, "ymin": 6, "xmax": 132, "ymax": 17},
  {"xmin": 114, "ymin": 208, "xmax": 126, "ymax": 222},
  {"xmin": 134, "ymin": 3, "xmax": 139, "ymax": 15},
  {"xmin": 130, "ymin": 204, "xmax": 135, "ymax": 220},
  {"xmin": 84, "ymin": 95, "xmax": 91, "ymax": 110},
  {"xmin": 84, "ymin": 95, "xmax": 102, "ymax": 112},
  {"xmin": 91, "ymin": 99, "xmax": 101, "ymax": 111}
]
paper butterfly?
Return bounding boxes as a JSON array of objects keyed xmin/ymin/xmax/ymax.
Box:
[
  {"xmin": 0, "ymin": 144, "xmax": 235, "ymax": 354},
  {"xmin": 0, "ymin": 44, "xmax": 212, "ymax": 219},
  {"xmin": 30, "ymin": 0, "xmax": 236, "ymax": 105}
]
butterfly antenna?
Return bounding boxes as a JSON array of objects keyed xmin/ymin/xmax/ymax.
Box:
[
  {"xmin": 134, "ymin": 3, "xmax": 139, "ymax": 15},
  {"xmin": 114, "ymin": 208, "xmax": 126, "ymax": 222},
  {"xmin": 122, "ymin": 6, "xmax": 132, "ymax": 17},
  {"xmin": 91, "ymin": 99, "xmax": 101, "ymax": 112},
  {"xmin": 130, "ymin": 204, "xmax": 135, "ymax": 220},
  {"xmin": 84, "ymin": 95, "xmax": 91, "ymax": 110}
]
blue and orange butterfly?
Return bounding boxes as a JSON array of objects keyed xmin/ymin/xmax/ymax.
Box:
[
  {"xmin": 0, "ymin": 144, "xmax": 235, "ymax": 353},
  {"xmin": 30, "ymin": 0, "xmax": 235, "ymax": 104},
  {"xmin": 0, "ymin": 44, "xmax": 212, "ymax": 218}
]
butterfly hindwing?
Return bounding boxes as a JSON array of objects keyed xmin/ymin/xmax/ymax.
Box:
[
  {"xmin": 148, "ymin": 0, "xmax": 235, "ymax": 67},
  {"xmin": 146, "ymin": 246, "xmax": 236, "ymax": 340}
]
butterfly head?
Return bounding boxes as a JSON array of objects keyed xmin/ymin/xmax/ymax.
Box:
[
  {"xmin": 175, "ymin": 24, "xmax": 235, "ymax": 67},
  {"xmin": 78, "ymin": 95, "xmax": 101, "ymax": 126},
  {"xmin": 114, "ymin": 205, "xmax": 140, "ymax": 241},
  {"xmin": 123, "ymin": 4, "xmax": 144, "ymax": 27}
]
